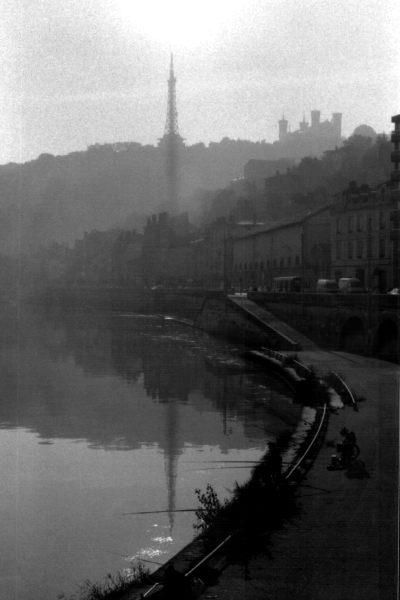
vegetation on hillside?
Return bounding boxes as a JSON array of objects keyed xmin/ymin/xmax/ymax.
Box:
[
  {"xmin": 201, "ymin": 134, "xmax": 392, "ymax": 224},
  {"xmin": 0, "ymin": 132, "xmax": 391, "ymax": 291}
]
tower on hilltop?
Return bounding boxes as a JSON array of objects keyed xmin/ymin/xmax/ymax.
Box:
[{"xmin": 159, "ymin": 54, "xmax": 184, "ymax": 212}]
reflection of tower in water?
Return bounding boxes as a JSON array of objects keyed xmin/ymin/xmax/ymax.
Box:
[{"xmin": 164, "ymin": 399, "xmax": 181, "ymax": 531}]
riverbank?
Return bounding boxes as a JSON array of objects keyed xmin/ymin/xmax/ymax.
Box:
[
  {"xmin": 115, "ymin": 348, "xmax": 330, "ymax": 600},
  {"xmin": 203, "ymin": 350, "xmax": 399, "ymax": 600}
]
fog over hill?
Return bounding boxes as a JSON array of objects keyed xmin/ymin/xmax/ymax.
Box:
[
  {"xmin": 0, "ymin": 130, "xmax": 390, "ymax": 255},
  {"xmin": 0, "ymin": 137, "xmax": 293, "ymax": 253}
]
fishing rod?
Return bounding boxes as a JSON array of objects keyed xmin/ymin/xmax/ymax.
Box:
[{"xmin": 120, "ymin": 508, "xmax": 198, "ymax": 516}]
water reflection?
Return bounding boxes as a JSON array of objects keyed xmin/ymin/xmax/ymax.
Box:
[
  {"xmin": 0, "ymin": 310, "xmax": 299, "ymax": 450},
  {"xmin": 0, "ymin": 308, "xmax": 302, "ymax": 599}
]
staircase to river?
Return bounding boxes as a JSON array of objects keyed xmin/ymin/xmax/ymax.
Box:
[{"xmin": 228, "ymin": 295, "xmax": 317, "ymax": 351}]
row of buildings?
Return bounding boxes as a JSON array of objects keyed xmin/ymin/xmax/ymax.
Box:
[
  {"xmin": 231, "ymin": 182, "xmax": 397, "ymax": 292},
  {"xmin": 142, "ymin": 115, "xmax": 400, "ymax": 293}
]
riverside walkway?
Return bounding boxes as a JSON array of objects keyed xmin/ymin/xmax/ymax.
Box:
[{"xmin": 204, "ymin": 350, "xmax": 399, "ymax": 600}]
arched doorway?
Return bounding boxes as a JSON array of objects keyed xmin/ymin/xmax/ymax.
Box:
[
  {"xmin": 371, "ymin": 268, "xmax": 387, "ymax": 293},
  {"xmin": 372, "ymin": 319, "xmax": 398, "ymax": 362},
  {"xmin": 339, "ymin": 316, "xmax": 366, "ymax": 354}
]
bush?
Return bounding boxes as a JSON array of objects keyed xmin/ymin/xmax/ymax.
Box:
[{"xmin": 193, "ymin": 484, "xmax": 227, "ymax": 533}]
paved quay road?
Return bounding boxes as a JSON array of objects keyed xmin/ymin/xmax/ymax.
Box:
[{"xmin": 203, "ymin": 350, "xmax": 399, "ymax": 600}]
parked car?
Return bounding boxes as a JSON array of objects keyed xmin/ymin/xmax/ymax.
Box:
[
  {"xmin": 272, "ymin": 276, "xmax": 302, "ymax": 292},
  {"xmin": 338, "ymin": 277, "xmax": 365, "ymax": 293},
  {"xmin": 316, "ymin": 279, "xmax": 339, "ymax": 293}
]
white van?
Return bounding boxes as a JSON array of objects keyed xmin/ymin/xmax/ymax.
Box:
[
  {"xmin": 316, "ymin": 279, "xmax": 338, "ymax": 293},
  {"xmin": 338, "ymin": 277, "xmax": 365, "ymax": 293}
]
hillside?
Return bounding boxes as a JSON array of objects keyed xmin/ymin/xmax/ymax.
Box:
[
  {"xmin": 0, "ymin": 133, "xmax": 345, "ymax": 254},
  {"xmin": 200, "ymin": 134, "xmax": 392, "ymax": 224}
]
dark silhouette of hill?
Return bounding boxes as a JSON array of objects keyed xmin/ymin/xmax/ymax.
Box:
[
  {"xmin": 0, "ymin": 133, "xmax": 346, "ymax": 254},
  {"xmin": 0, "ymin": 143, "xmax": 166, "ymax": 254}
]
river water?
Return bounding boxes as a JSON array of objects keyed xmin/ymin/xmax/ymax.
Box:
[{"xmin": 0, "ymin": 309, "xmax": 302, "ymax": 600}]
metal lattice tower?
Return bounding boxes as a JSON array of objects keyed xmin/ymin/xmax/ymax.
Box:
[
  {"xmin": 161, "ymin": 54, "xmax": 183, "ymax": 212},
  {"xmin": 164, "ymin": 54, "xmax": 179, "ymax": 137}
]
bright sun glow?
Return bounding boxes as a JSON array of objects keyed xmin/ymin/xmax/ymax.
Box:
[{"xmin": 117, "ymin": 0, "xmax": 247, "ymax": 48}]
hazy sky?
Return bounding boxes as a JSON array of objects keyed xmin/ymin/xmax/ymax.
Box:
[{"xmin": 1, "ymin": 0, "xmax": 399, "ymax": 164}]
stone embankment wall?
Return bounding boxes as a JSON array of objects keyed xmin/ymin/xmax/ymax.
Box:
[
  {"xmin": 195, "ymin": 296, "xmax": 298, "ymax": 350},
  {"xmin": 248, "ymin": 291, "xmax": 400, "ymax": 362},
  {"xmin": 154, "ymin": 289, "xmax": 299, "ymax": 350}
]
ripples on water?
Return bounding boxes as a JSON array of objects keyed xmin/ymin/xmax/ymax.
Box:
[{"xmin": 0, "ymin": 309, "xmax": 302, "ymax": 600}]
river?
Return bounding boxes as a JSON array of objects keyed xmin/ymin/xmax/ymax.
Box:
[{"xmin": 0, "ymin": 309, "xmax": 302, "ymax": 600}]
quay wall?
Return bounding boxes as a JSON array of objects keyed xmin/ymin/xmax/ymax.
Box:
[
  {"xmin": 248, "ymin": 291, "xmax": 400, "ymax": 361},
  {"xmin": 21, "ymin": 286, "xmax": 400, "ymax": 361},
  {"xmin": 154, "ymin": 289, "xmax": 299, "ymax": 350},
  {"xmin": 153, "ymin": 288, "xmax": 400, "ymax": 361}
]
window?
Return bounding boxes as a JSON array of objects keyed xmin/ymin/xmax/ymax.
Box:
[
  {"xmin": 266, "ymin": 259, "xmax": 270, "ymax": 267},
  {"xmin": 356, "ymin": 240, "xmax": 363, "ymax": 259},
  {"xmin": 336, "ymin": 218, "xmax": 342, "ymax": 234},
  {"xmin": 357, "ymin": 214, "xmax": 363, "ymax": 231},
  {"xmin": 336, "ymin": 242, "xmax": 341, "ymax": 260},
  {"xmin": 273, "ymin": 258, "xmax": 277, "ymax": 267},
  {"xmin": 287, "ymin": 256, "xmax": 292, "ymax": 266},
  {"xmin": 260, "ymin": 261, "xmax": 264, "ymax": 270},
  {"xmin": 348, "ymin": 215, "xmax": 353, "ymax": 232},
  {"xmin": 295, "ymin": 255, "xmax": 300, "ymax": 265},
  {"xmin": 280, "ymin": 257, "xmax": 284, "ymax": 267},
  {"xmin": 379, "ymin": 238, "xmax": 385, "ymax": 258},
  {"xmin": 379, "ymin": 212, "xmax": 385, "ymax": 230},
  {"xmin": 348, "ymin": 241, "xmax": 353, "ymax": 259}
]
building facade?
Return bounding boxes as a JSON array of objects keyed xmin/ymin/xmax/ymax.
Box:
[
  {"xmin": 232, "ymin": 220, "xmax": 303, "ymax": 291},
  {"xmin": 390, "ymin": 114, "xmax": 400, "ymax": 287},
  {"xmin": 330, "ymin": 182, "xmax": 396, "ymax": 291},
  {"xmin": 231, "ymin": 206, "xmax": 332, "ymax": 291}
]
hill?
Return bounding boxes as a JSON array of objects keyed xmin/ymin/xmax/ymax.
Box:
[{"xmin": 0, "ymin": 132, "xmax": 346, "ymax": 254}]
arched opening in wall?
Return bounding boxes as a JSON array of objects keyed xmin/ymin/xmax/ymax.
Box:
[
  {"xmin": 372, "ymin": 319, "xmax": 398, "ymax": 363},
  {"xmin": 371, "ymin": 268, "xmax": 387, "ymax": 293},
  {"xmin": 339, "ymin": 316, "xmax": 365, "ymax": 354},
  {"xmin": 355, "ymin": 268, "xmax": 365, "ymax": 287}
]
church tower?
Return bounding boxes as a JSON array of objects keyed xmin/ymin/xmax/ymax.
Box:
[{"xmin": 278, "ymin": 114, "xmax": 288, "ymax": 140}]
